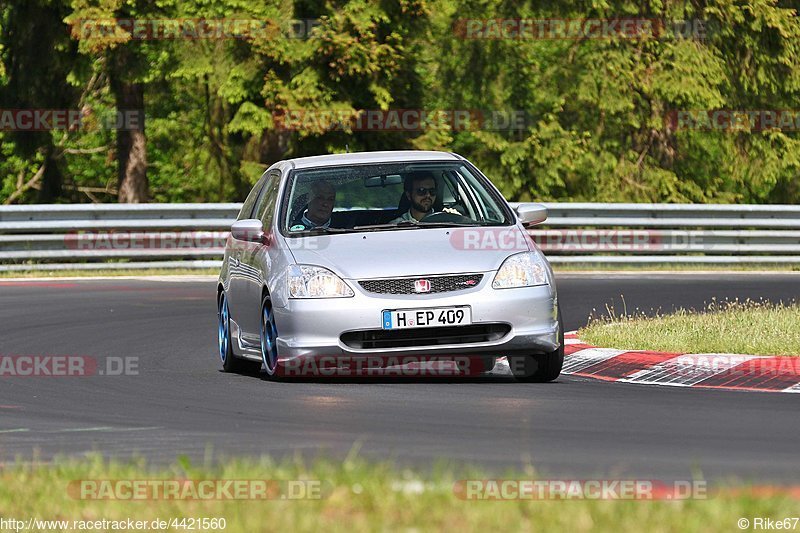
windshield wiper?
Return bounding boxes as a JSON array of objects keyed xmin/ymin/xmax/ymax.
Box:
[
  {"xmin": 417, "ymin": 221, "xmax": 494, "ymax": 228},
  {"xmin": 353, "ymin": 220, "xmax": 508, "ymax": 231},
  {"xmin": 352, "ymin": 221, "xmax": 421, "ymax": 231}
]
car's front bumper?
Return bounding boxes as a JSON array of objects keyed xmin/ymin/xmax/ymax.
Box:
[{"xmin": 272, "ymin": 276, "xmax": 559, "ymax": 363}]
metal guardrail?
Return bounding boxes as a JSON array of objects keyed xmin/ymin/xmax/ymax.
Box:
[{"xmin": 0, "ymin": 203, "xmax": 798, "ymax": 271}]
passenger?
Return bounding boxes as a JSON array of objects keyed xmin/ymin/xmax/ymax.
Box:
[{"xmin": 297, "ymin": 181, "xmax": 336, "ymax": 229}]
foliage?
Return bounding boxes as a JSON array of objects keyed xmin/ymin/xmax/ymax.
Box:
[
  {"xmin": 2, "ymin": 454, "xmax": 800, "ymax": 532},
  {"xmin": 580, "ymin": 298, "xmax": 800, "ymax": 356},
  {"xmin": 0, "ymin": 0, "xmax": 798, "ymax": 203}
]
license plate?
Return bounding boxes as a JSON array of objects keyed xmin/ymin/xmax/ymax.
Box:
[{"xmin": 382, "ymin": 307, "xmax": 471, "ymax": 330}]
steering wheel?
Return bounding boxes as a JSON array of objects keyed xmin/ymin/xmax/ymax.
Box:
[{"xmin": 420, "ymin": 211, "xmax": 474, "ymax": 224}]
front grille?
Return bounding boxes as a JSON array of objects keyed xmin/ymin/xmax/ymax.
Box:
[
  {"xmin": 341, "ymin": 324, "xmax": 510, "ymax": 349},
  {"xmin": 359, "ymin": 274, "xmax": 484, "ymax": 295}
]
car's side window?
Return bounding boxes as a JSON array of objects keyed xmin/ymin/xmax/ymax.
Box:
[
  {"xmin": 254, "ymin": 171, "xmax": 282, "ymax": 227},
  {"xmin": 238, "ymin": 174, "xmax": 269, "ymax": 221}
]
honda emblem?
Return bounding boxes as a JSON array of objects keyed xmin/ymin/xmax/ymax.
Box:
[{"xmin": 414, "ymin": 279, "xmax": 431, "ymax": 293}]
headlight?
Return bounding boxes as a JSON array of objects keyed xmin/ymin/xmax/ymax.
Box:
[
  {"xmin": 287, "ymin": 265, "xmax": 354, "ymax": 298},
  {"xmin": 492, "ymin": 252, "xmax": 549, "ymax": 289}
]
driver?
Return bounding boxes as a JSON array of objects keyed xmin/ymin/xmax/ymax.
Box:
[
  {"xmin": 390, "ymin": 172, "xmax": 441, "ymax": 224},
  {"xmin": 294, "ymin": 180, "xmax": 336, "ymax": 230}
]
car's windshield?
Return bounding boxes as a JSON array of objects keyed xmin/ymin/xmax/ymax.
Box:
[{"xmin": 281, "ymin": 162, "xmax": 513, "ymax": 235}]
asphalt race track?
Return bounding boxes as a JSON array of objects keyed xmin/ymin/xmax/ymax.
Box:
[{"xmin": 1, "ymin": 273, "xmax": 799, "ymax": 482}]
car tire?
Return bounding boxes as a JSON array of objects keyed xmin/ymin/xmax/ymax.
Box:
[
  {"xmin": 260, "ymin": 294, "xmax": 282, "ymax": 378},
  {"xmin": 218, "ymin": 291, "xmax": 251, "ymax": 373},
  {"xmin": 508, "ymin": 309, "xmax": 564, "ymax": 383}
]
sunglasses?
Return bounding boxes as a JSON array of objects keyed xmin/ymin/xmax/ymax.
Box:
[{"xmin": 414, "ymin": 187, "xmax": 437, "ymax": 196}]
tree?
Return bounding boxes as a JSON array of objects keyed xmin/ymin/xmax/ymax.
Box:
[
  {"xmin": 0, "ymin": 0, "xmax": 79, "ymax": 203},
  {"xmin": 67, "ymin": 0, "xmax": 170, "ymax": 202},
  {"xmin": 2, "ymin": 0, "xmax": 799, "ymax": 205}
]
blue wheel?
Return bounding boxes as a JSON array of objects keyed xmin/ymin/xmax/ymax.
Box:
[
  {"xmin": 218, "ymin": 292, "xmax": 231, "ymax": 364},
  {"xmin": 261, "ymin": 296, "xmax": 279, "ymax": 375},
  {"xmin": 218, "ymin": 291, "xmax": 248, "ymax": 373}
]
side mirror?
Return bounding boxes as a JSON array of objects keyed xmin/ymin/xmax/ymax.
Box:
[
  {"xmin": 515, "ymin": 203, "xmax": 547, "ymax": 226},
  {"xmin": 231, "ymin": 219, "xmax": 265, "ymax": 242}
]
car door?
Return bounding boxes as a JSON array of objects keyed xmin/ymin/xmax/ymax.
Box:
[
  {"xmin": 227, "ymin": 173, "xmax": 268, "ymax": 338},
  {"xmin": 237, "ymin": 169, "xmax": 282, "ymax": 339}
]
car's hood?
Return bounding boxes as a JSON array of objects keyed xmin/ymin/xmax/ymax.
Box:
[{"xmin": 285, "ymin": 226, "xmax": 533, "ymax": 279}]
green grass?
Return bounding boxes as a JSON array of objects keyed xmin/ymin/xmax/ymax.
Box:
[
  {"xmin": 579, "ymin": 299, "xmax": 800, "ymax": 356},
  {"xmin": 0, "ymin": 455, "xmax": 798, "ymax": 532},
  {"xmin": 553, "ymin": 263, "xmax": 800, "ymax": 272},
  {"xmin": 0, "ymin": 268, "xmax": 218, "ymax": 278}
]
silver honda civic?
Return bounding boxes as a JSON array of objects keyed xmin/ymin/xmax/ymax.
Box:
[{"xmin": 217, "ymin": 150, "xmax": 563, "ymax": 381}]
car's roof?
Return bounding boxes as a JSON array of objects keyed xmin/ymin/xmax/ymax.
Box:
[{"xmin": 285, "ymin": 150, "xmax": 462, "ymax": 170}]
